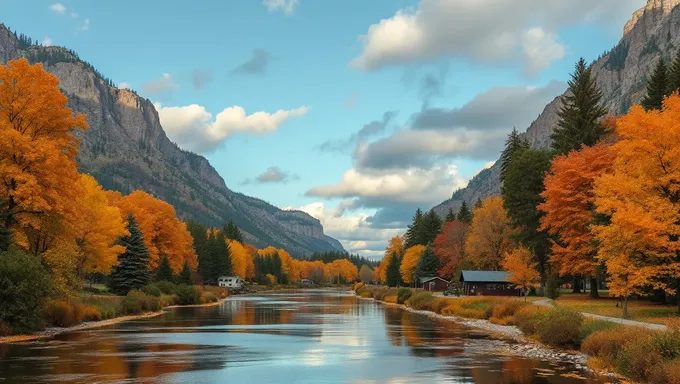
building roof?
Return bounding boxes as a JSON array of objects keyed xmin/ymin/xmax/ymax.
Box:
[
  {"xmin": 460, "ymin": 270, "xmax": 510, "ymax": 283},
  {"xmin": 419, "ymin": 276, "xmax": 448, "ymax": 284}
]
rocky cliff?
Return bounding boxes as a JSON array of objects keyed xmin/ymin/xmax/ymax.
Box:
[
  {"xmin": 434, "ymin": 0, "xmax": 680, "ymax": 216},
  {"xmin": 0, "ymin": 25, "xmax": 344, "ymax": 256}
]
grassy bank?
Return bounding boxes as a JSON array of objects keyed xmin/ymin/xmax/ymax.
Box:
[{"xmin": 355, "ymin": 284, "xmax": 680, "ymax": 383}]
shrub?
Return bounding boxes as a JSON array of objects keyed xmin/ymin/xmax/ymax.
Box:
[
  {"xmin": 44, "ymin": 300, "xmax": 82, "ymax": 327},
  {"xmin": 0, "ymin": 249, "xmax": 52, "ymax": 333},
  {"xmin": 122, "ymin": 290, "xmax": 160, "ymax": 314},
  {"xmin": 652, "ymin": 328, "xmax": 680, "ymax": 360},
  {"xmin": 359, "ymin": 290, "xmax": 372, "ymax": 298},
  {"xmin": 581, "ymin": 327, "xmax": 649, "ymax": 366},
  {"xmin": 578, "ymin": 319, "xmax": 620, "ymax": 342},
  {"xmin": 431, "ymin": 298, "xmax": 450, "ymax": 314},
  {"xmin": 155, "ymin": 280, "xmax": 177, "ymax": 295},
  {"xmin": 616, "ymin": 335, "xmax": 663, "ymax": 382},
  {"xmin": 353, "ymin": 282, "xmax": 365, "ymax": 292},
  {"xmin": 80, "ymin": 305, "xmax": 102, "ymax": 322},
  {"xmin": 536, "ymin": 307, "xmax": 583, "ymax": 347},
  {"xmin": 200, "ymin": 291, "xmax": 218, "ymax": 304},
  {"xmin": 492, "ymin": 300, "xmax": 525, "ymax": 321},
  {"xmin": 372, "ymin": 287, "xmax": 392, "ymax": 301},
  {"xmin": 176, "ymin": 285, "xmax": 201, "ymax": 305},
  {"xmin": 545, "ymin": 275, "xmax": 560, "ymax": 300},
  {"xmin": 407, "ymin": 292, "xmax": 435, "ymax": 311},
  {"xmin": 513, "ymin": 305, "xmax": 548, "ymax": 336},
  {"xmin": 160, "ymin": 294, "xmax": 179, "ymax": 307},
  {"xmin": 384, "ymin": 295, "xmax": 398, "ymax": 304},
  {"xmin": 649, "ymin": 358, "xmax": 680, "ymax": 384},
  {"xmin": 397, "ymin": 288, "xmax": 412, "ymax": 304},
  {"xmin": 441, "ymin": 305, "xmax": 486, "ymax": 319},
  {"xmin": 0, "ymin": 322, "xmax": 12, "ymax": 336},
  {"xmin": 142, "ymin": 283, "xmax": 162, "ymax": 297}
]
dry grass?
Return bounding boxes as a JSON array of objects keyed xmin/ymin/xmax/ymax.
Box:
[{"xmin": 555, "ymin": 294, "xmax": 680, "ymax": 325}]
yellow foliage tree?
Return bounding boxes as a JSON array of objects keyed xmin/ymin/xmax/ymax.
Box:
[
  {"xmin": 227, "ymin": 240, "xmax": 248, "ymax": 279},
  {"xmin": 400, "ymin": 245, "xmax": 425, "ymax": 285},
  {"xmin": 594, "ymin": 96, "xmax": 680, "ymax": 316},
  {"xmin": 465, "ymin": 197, "xmax": 514, "ymax": 270},
  {"xmin": 501, "ymin": 246, "xmax": 540, "ymax": 301},
  {"xmin": 376, "ymin": 235, "xmax": 404, "ymax": 282}
]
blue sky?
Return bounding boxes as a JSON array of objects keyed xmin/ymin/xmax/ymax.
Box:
[{"xmin": 3, "ymin": 0, "xmax": 643, "ymax": 258}]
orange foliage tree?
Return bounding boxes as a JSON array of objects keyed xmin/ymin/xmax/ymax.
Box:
[
  {"xmin": 400, "ymin": 245, "xmax": 425, "ymax": 285},
  {"xmin": 227, "ymin": 240, "xmax": 248, "ymax": 279},
  {"xmin": 0, "ymin": 59, "xmax": 88, "ymax": 246},
  {"xmin": 594, "ymin": 96, "xmax": 680, "ymax": 316},
  {"xmin": 539, "ymin": 143, "xmax": 615, "ymax": 297},
  {"xmin": 325, "ymin": 259, "xmax": 358, "ymax": 283},
  {"xmin": 465, "ymin": 197, "xmax": 514, "ymax": 270},
  {"xmin": 117, "ymin": 191, "xmax": 197, "ymax": 273},
  {"xmin": 434, "ymin": 220, "xmax": 470, "ymax": 278},
  {"xmin": 375, "ymin": 235, "xmax": 404, "ymax": 282},
  {"xmin": 501, "ymin": 246, "xmax": 540, "ymax": 301}
]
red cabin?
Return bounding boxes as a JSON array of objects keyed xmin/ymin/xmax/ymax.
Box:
[{"xmin": 419, "ymin": 276, "xmax": 449, "ymax": 292}]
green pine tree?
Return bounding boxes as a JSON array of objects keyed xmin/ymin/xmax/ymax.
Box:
[
  {"xmin": 210, "ymin": 230, "xmax": 232, "ymax": 279},
  {"xmin": 222, "ymin": 221, "xmax": 244, "ymax": 243},
  {"xmin": 423, "ymin": 210, "xmax": 442, "ymax": 244},
  {"xmin": 415, "ymin": 246, "xmax": 439, "ymax": 282},
  {"xmin": 642, "ymin": 57, "xmax": 671, "ymax": 111},
  {"xmin": 178, "ymin": 261, "xmax": 193, "ymax": 285},
  {"xmin": 109, "ymin": 214, "xmax": 151, "ymax": 295},
  {"xmin": 187, "ymin": 221, "xmax": 210, "ymax": 280},
  {"xmin": 385, "ymin": 252, "xmax": 401, "ymax": 287},
  {"xmin": 669, "ymin": 51, "xmax": 680, "ymax": 94},
  {"xmin": 474, "ymin": 198, "xmax": 483, "ymax": 210},
  {"xmin": 0, "ymin": 225, "xmax": 10, "ymax": 252},
  {"xmin": 155, "ymin": 255, "xmax": 174, "ymax": 282},
  {"xmin": 500, "ymin": 128, "xmax": 529, "ymax": 181},
  {"xmin": 445, "ymin": 208, "xmax": 456, "ymax": 222},
  {"xmin": 551, "ymin": 58, "xmax": 608, "ymax": 155},
  {"xmin": 456, "ymin": 201, "xmax": 472, "ymax": 223},
  {"xmin": 404, "ymin": 208, "xmax": 425, "ymax": 248}
]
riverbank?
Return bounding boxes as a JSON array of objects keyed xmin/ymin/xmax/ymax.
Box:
[{"xmin": 0, "ymin": 297, "xmax": 227, "ymax": 345}]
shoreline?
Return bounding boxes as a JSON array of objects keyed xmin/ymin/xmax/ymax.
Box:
[
  {"xmin": 355, "ymin": 293, "xmax": 620, "ymax": 380},
  {"xmin": 0, "ymin": 298, "xmax": 226, "ymax": 345}
]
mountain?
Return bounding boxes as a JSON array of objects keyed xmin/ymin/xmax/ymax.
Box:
[
  {"xmin": 0, "ymin": 25, "xmax": 344, "ymax": 256},
  {"xmin": 434, "ymin": 0, "xmax": 680, "ymax": 216}
]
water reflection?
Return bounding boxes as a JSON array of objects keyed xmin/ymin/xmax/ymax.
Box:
[{"xmin": 0, "ymin": 290, "xmax": 611, "ymax": 383}]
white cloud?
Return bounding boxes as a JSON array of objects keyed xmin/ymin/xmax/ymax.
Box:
[
  {"xmin": 143, "ymin": 73, "xmax": 178, "ymax": 95},
  {"xmin": 155, "ymin": 103, "xmax": 309, "ymax": 153},
  {"xmin": 48, "ymin": 3, "xmax": 66, "ymax": 14},
  {"xmin": 41, "ymin": 37, "xmax": 52, "ymax": 46},
  {"xmin": 263, "ymin": 0, "xmax": 299, "ymax": 15},
  {"xmin": 118, "ymin": 82, "xmax": 131, "ymax": 90},
  {"xmin": 350, "ymin": 0, "xmax": 639, "ymax": 73},
  {"xmin": 78, "ymin": 18, "xmax": 90, "ymax": 32}
]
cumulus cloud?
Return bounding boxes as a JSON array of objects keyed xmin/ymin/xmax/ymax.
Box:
[
  {"xmin": 350, "ymin": 0, "xmax": 639, "ymax": 73},
  {"xmin": 192, "ymin": 69, "xmax": 213, "ymax": 89},
  {"xmin": 143, "ymin": 73, "xmax": 179, "ymax": 95},
  {"xmin": 263, "ymin": 0, "xmax": 299, "ymax": 15},
  {"xmin": 231, "ymin": 49, "xmax": 271, "ymax": 76},
  {"xmin": 118, "ymin": 82, "xmax": 131, "ymax": 90},
  {"xmin": 319, "ymin": 111, "xmax": 398, "ymax": 152},
  {"xmin": 155, "ymin": 103, "xmax": 309, "ymax": 153},
  {"xmin": 242, "ymin": 166, "xmax": 299, "ymax": 185},
  {"xmin": 48, "ymin": 3, "xmax": 66, "ymax": 14},
  {"xmin": 41, "ymin": 37, "xmax": 52, "ymax": 46}
]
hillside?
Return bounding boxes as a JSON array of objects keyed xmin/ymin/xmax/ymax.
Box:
[
  {"xmin": 434, "ymin": 0, "xmax": 680, "ymax": 215},
  {"xmin": 0, "ymin": 25, "xmax": 344, "ymax": 256}
]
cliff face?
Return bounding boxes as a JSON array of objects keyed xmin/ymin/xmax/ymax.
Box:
[
  {"xmin": 0, "ymin": 25, "xmax": 344, "ymax": 256},
  {"xmin": 434, "ymin": 0, "xmax": 680, "ymax": 216}
]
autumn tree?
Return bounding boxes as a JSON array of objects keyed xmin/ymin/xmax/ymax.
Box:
[
  {"xmin": 376, "ymin": 236, "xmax": 404, "ymax": 282},
  {"xmin": 642, "ymin": 57, "xmax": 671, "ymax": 111},
  {"xmin": 502, "ymin": 246, "xmax": 540, "ymax": 301},
  {"xmin": 551, "ymin": 58, "xmax": 608, "ymax": 155},
  {"xmin": 594, "ymin": 96, "xmax": 680, "ymax": 315},
  {"xmin": 500, "ymin": 127, "xmax": 529, "ymax": 181},
  {"xmin": 539, "ymin": 143, "xmax": 615, "ymax": 298},
  {"xmin": 465, "ymin": 197, "xmax": 514, "ymax": 270},
  {"xmin": 227, "ymin": 240, "xmax": 249, "ymax": 279},
  {"xmin": 434, "ymin": 220, "xmax": 470, "ymax": 278},
  {"xmin": 359, "ymin": 265, "xmax": 373, "ymax": 283},
  {"xmin": 0, "ymin": 59, "xmax": 88, "ymax": 250},
  {"xmin": 400, "ymin": 245, "xmax": 425, "ymax": 285},
  {"xmin": 109, "ymin": 215, "xmax": 151, "ymax": 295}
]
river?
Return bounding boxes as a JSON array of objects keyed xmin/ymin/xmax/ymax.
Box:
[{"xmin": 0, "ymin": 290, "xmax": 612, "ymax": 383}]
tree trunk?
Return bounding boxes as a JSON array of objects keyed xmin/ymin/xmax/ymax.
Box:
[
  {"xmin": 589, "ymin": 277, "xmax": 599, "ymax": 298},
  {"xmin": 572, "ymin": 277, "xmax": 582, "ymax": 293},
  {"xmin": 623, "ymin": 296, "xmax": 629, "ymax": 319}
]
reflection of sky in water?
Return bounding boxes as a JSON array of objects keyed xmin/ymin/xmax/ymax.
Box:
[{"xmin": 0, "ymin": 290, "xmax": 607, "ymax": 384}]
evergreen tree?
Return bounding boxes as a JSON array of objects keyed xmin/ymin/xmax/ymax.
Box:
[
  {"xmin": 456, "ymin": 201, "xmax": 472, "ymax": 223},
  {"xmin": 0, "ymin": 225, "xmax": 10, "ymax": 252},
  {"xmin": 642, "ymin": 57, "xmax": 671, "ymax": 111},
  {"xmin": 155, "ymin": 255, "xmax": 174, "ymax": 282},
  {"xmin": 415, "ymin": 246, "xmax": 439, "ymax": 281},
  {"xmin": 669, "ymin": 51, "xmax": 680, "ymax": 94},
  {"xmin": 500, "ymin": 128, "xmax": 530, "ymax": 181},
  {"xmin": 178, "ymin": 261, "xmax": 193, "ymax": 285},
  {"xmin": 109, "ymin": 214, "xmax": 151, "ymax": 295},
  {"xmin": 210, "ymin": 230, "xmax": 232, "ymax": 279},
  {"xmin": 385, "ymin": 252, "xmax": 401, "ymax": 287},
  {"xmin": 423, "ymin": 209, "xmax": 442, "ymax": 244},
  {"xmin": 187, "ymin": 222, "xmax": 209, "ymax": 280},
  {"xmin": 551, "ymin": 58, "xmax": 608, "ymax": 155},
  {"xmin": 404, "ymin": 208, "xmax": 426, "ymax": 248},
  {"xmin": 445, "ymin": 208, "xmax": 456, "ymax": 222},
  {"xmin": 222, "ymin": 221, "xmax": 244, "ymax": 243},
  {"xmin": 474, "ymin": 198, "xmax": 483, "ymax": 210}
]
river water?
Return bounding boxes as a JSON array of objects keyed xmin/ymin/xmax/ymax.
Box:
[{"xmin": 0, "ymin": 290, "xmax": 612, "ymax": 383}]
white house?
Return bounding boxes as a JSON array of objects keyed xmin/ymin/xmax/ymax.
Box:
[{"xmin": 218, "ymin": 276, "xmax": 243, "ymax": 289}]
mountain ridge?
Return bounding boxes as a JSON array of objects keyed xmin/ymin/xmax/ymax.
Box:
[
  {"xmin": 434, "ymin": 0, "xmax": 680, "ymax": 216},
  {"xmin": 0, "ymin": 25, "xmax": 345, "ymax": 256}
]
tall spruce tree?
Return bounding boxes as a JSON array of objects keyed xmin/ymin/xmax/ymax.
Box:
[
  {"xmin": 456, "ymin": 201, "xmax": 472, "ymax": 223},
  {"xmin": 642, "ymin": 57, "xmax": 671, "ymax": 111},
  {"xmin": 415, "ymin": 246, "xmax": 439, "ymax": 281},
  {"xmin": 445, "ymin": 208, "xmax": 456, "ymax": 222},
  {"xmin": 109, "ymin": 214, "xmax": 151, "ymax": 295},
  {"xmin": 500, "ymin": 128, "xmax": 530, "ymax": 181},
  {"xmin": 222, "ymin": 221, "xmax": 244, "ymax": 243},
  {"xmin": 669, "ymin": 51, "xmax": 680, "ymax": 94},
  {"xmin": 551, "ymin": 58, "xmax": 608, "ymax": 155},
  {"xmin": 404, "ymin": 208, "xmax": 426, "ymax": 248},
  {"xmin": 385, "ymin": 252, "xmax": 401, "ymax": 287},
  {"xmin": 155, "ymin": 255, "xmax": 174, "ymax": 282},
  {"xmin": 423, "ymin": 210, "xmax": 442, "ymax": 244},
  {"xmin": 210, "ymin": 230, "xmax": 232, "ymax": 280},
  {"xmin": 474, "ymin": 198, "xmax": 483, "ymax": 210},
  {"xmin": 178, "ymin": 261, "xmax": 193, "ymax": 285},
  {"xmin": 187, "ymin": 222, "xmax": 209, "ymax": 280}
]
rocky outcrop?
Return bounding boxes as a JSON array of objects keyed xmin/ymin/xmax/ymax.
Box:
[
  {"xmin": 434, "ymin": 0, "xmax": 680, "ymax": 216},
  {"xmin": 0, "ymin": 25, "xmax": 344, "ymax": 256}
]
